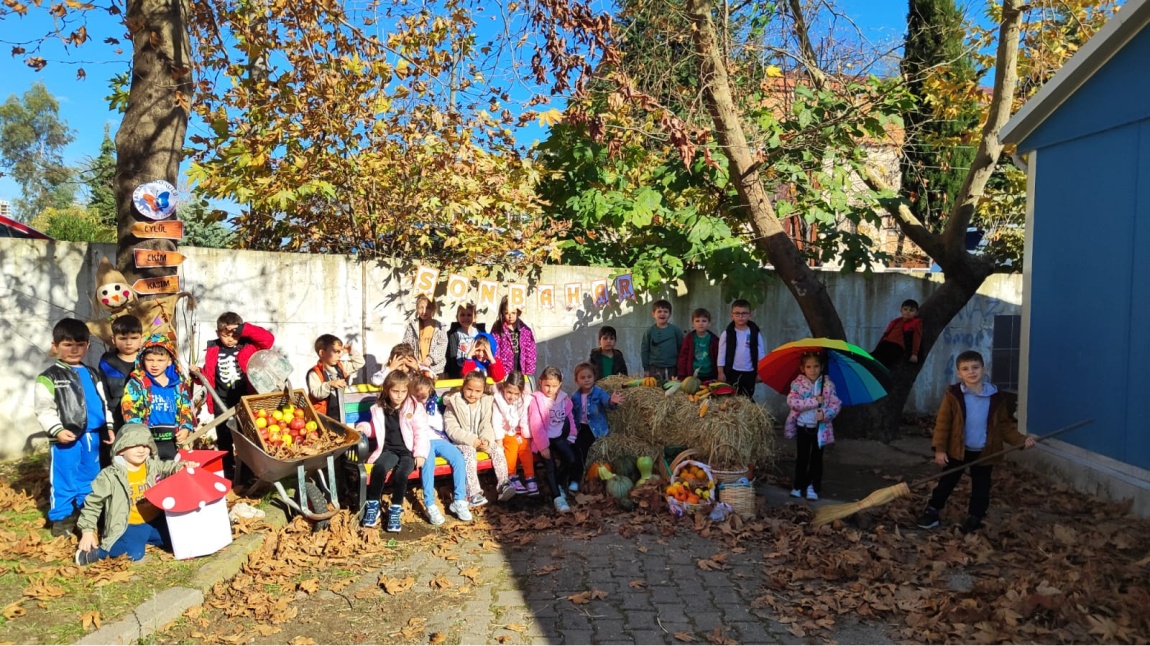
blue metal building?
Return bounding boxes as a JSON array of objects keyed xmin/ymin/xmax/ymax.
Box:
[{"xmin": 1002, "ymin": 0, "xmax": 1150, "ymax": 475}]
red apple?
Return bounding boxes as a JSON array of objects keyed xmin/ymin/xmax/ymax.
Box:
[{"xmin": 290, "ymin": 418, "xmax": 306, "ymax": 431}]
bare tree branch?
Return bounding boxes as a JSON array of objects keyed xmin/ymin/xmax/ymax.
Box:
[{"xmin": 785, "ymin": 0, "xmax": 828, "ymax": 91}]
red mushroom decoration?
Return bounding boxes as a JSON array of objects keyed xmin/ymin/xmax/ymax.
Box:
[{"xmin": 145, "ymin": 466, "xmax": 233, "ymax": 559}]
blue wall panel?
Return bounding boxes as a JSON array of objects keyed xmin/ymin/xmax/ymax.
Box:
[
  {"xmin": 1126, "ymin": 122, "xmax": 1150, "ymax": 468},
  {"xmin": 1022, "ymin": 28, "xmax": 1150, "ymax": 152},
  {"xmin": 1027, "ymin": 125, "xmax": 1143, "ymax": 467}
]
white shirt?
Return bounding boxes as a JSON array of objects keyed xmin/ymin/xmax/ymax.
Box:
[{"xmin": 717, "ymin": 327, "xmax": 766, "ymax": 372}]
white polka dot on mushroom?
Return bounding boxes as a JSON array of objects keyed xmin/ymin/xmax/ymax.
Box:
[
  {"xmin": 162, "ymin": 496, "xmax": 176, "ymax": 510},
  {"xmin": 214, "ymin": 482, "xmax": 227, "ymax": 492},
  {"xmin": 199, "ymin": 501, "xmax": 206, "ymax": 509}
]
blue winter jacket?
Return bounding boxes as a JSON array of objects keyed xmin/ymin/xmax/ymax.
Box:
[{"xmin": 570, "ymin": 386, "xmax": 616, "ymax": 439}]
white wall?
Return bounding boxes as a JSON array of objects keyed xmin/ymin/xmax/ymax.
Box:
[{"xmin": 0, "ymin": 239, "xmax": 1022, "ymax": 458}]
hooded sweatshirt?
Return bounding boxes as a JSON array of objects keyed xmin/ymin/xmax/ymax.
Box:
[
  {"xmin": 122, "ymin": 334, "xmax": 195, "ymax": 438},
  {"xmin": 76, "ymin": 424, "xmax": 188, "ymax": 552}
]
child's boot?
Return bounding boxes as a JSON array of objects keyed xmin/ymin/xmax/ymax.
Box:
[
  {"xmin": 361, "ymin": 500, "xmax": 381, "ymax": 528},
  {"xmin": 524, "ymin": 477, "xmax": 540, "ymax": 496},
  {"xmin": 510, "ymin": 475, "xmax": 527, "ymax": 495},
  {"xmin": 386, "ymin": 504, "xmax": 403, "ymax": 533}
]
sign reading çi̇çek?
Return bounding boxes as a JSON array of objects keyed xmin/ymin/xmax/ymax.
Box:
[
  {"xmin": 133, "ymin": 249, "xmax": 187, "ymax": 268},
  {"xmin": 131, "ymin": 275, "xmax": 181, "ymax": 295},
  {"xmin": 130, "ymin": 220, "xmax": 184, "ymax": 240}
]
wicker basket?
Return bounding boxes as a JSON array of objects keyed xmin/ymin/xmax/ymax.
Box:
[
  {"xmin": 237, "ymin": 386, "xmax": 324, "ymax": 455},
  {"xmin": 665, "ymin": 449, "xmax": 716, "ymax": 517},
  {"xmin": 718, "ymin": 478, "xmax": 756, "ymax": 519}
]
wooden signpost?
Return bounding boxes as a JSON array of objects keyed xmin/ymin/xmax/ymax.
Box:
[
  {"xmin": 130, "ymin": 220, "xmax": 184, "ymax": 240},
  {"xmin": 133, "ymin": 249, "xmax": 186, "ymax": 268},
  {"xmin": 132, "ymin": 275, "xmax": 181, "ymax": 295}
]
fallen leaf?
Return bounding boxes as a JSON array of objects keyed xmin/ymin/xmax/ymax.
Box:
[
  {"xmin": 298, "ymin": 578, "xmax": 319, "ymax": 595},
  {"xmin": 255, "ymin": 625, "xmax": 281, "ymax": 637},
  {"xmin": 533, "ymin": 563, "xmax": 561, "ymax": 575},
  {"xmin": 637, "ymin": 545, "xmax": 649, "ymax": 553},
  {"xmin": 183, "ymin": 606, "xmax": 203, "ymax": 620},
  {"xmin": 429, "ymin": 632, "xmax": 446, "ymax": 644},
  {"xmin": 429, "ymin": 576, "xmax": 452, "ymax": 589},
  {"xmin": 568, "ymin": 591, "xmax": 592, "ymax": 605},
  {"xmin": 697, "ymin": 558, "xmax": 727, "ymax": 571},
  {"xmin": 459, "ymin": 566, "xmax": 481, "ymax": 582},
  {"xmin": 380, "ymin": 575, "xmax": 415, "ymax": 594},
  {"xmin": 504, "ymin": 623, "xmax": 526, "ymax": 633},
  {"xmin": 288, "ymin": 637, "xmax": 317, "ymax": 645},
  {"xmin": 23, "ymin": 579, "xmax": 66, "ymax": 600},
  {"xmin": 591, "ymin": 588, "xmax": 607, "ymax": 600},
  {"xmin": 76, "ymin": 609, "xmax": 101, "ymax": 632},
  {"xmin": 496, "ymin": 637, "xmax": 511, "ymax": 644},
  {"xmin": 674, "ymin": 632, "xmax": 695, "ymax": 642},
  {"xmin": 629, "ymin": 580, "xmax": 647, "ymax": 589}
]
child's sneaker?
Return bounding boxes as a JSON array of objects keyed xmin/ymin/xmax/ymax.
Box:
[
  {"xmin": 427, "ymin": 504, "xmax": 446, "ymax": 527},
  {"xmin": 805, "ymin": 486, "xmax": 818, "ymax": 501},
  {"xmin": 449, "ymin": 500, "xmax": 473, "ymax": 522},
  {"xmin": 468, "ymin": 493, "xmax": 488, "ymax": 508},
  {"xmin": 789, "ymin": 488, "xmax": 802, "ymax": 498},
  {"xmin": 386, "ymin": 505, "xmax": 403, "ymax": 533},
  {"xmin": 497, "ymin": 480, "xmax": 516, "ymax": 502},
  {"xmin": 510, "ymin": 475, "xmax": 528, "ymax": 495},
  {"xmin": 51, "ymin": 512, "xmax": 78, "ymax": 537},
  {"xmin": 916, "ymin": 506, "xmax": 940, "ymax": 529},
  {"xmin": 959, "ymin": 515, "xmax": 983, "ymax": 534},
  {"xmin": 553, "ymin": 496, "xmax": 571, "ymax": 514},
  {"xmin": 524, "ymin": 477, "xmax": 540, "ymax": 496},
  {"xmin": 74, "ymin": 548, "xmax": 98, "ymax": 566},
  {"xmin": 568, "ymin": 481, "xmax": 580, "ymax": 493},
  {"xmin": 361, "ymin": 500, "xmax": 381, "ymax": 528}
]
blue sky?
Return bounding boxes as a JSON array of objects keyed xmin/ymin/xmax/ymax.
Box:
[{"xmin": 0, "ymin": 0, "xmax": 908, "ymax": 209}]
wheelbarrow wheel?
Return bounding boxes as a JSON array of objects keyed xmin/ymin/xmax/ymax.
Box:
[{"xmin": 304, "ymin": 481, "xmax": 331, "ymax": 532}]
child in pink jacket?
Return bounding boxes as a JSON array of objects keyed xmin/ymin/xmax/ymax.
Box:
[
  {"xmin": 527, "ymin": 366, "xmax": 578, "ymax": 514},
  {"xmin": 355, "ymin": 371, "xmax": 427, "ymax": 532}
]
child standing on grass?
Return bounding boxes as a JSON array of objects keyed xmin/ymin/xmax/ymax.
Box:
[
  {"xmin": 717, "ymin": 299, "xmax": 766, "ymax": 398},
  {"xmin": 873, "ymin": 299, "xmax": 923, "ymax": 369},
  {"xmin": 307, "ymin": 334, "xmax": 364, "ymax": 424},
  {"xmin": 35, "ymin": 318, "xmax": 114, "ymax": 536},
  {"xmin": 785, "ymin": 351, "xmax": 841, "ymax": 501},
  {"xmin": 98, "ymin": 315, "xmax": 142, "ymax": 468},
  {"xmin": 641, "ymin": 300, "xmax": 683, "ymax": 381},
  {"xmin": 678, "ymin": 308, "xmax": 719, "ymax": 381},
  {"xmin": 356, "ymin": 370, "xmax": 424, "ymax": 532},
  {"xmin": 570, "ymin": 362, "xmax": 623, "ymax": 490},
  {"xmin": 122, "ymin": 333, "xmax": 195, "ymax": 462},
  {"xmin": 493, "ymin": 372, "xmax": 538, "ymax": 496},
  {"xmin": 407, "ymin": 374, "xmax": 472, "ymax": 525},
  {"xmin": 528, "ymin": 366, "xmax": 579, "ymax": 514},
  {"xmin": 916, "ymin": 350, "xmax": 1035, "ymax": 534},
  {"xmin": 589, "ymin": 325, "xmax": 628, "ymax": 379},
  {"xmin": 74, "ymin": 424, "xmax": 196, "ymax": 565},
  {"xmin": 444, "ymin": 371, "xmax": 513, "ymax": 505}
]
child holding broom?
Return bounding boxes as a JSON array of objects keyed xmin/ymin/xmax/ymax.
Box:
[
  {"xmin": 785, "ymin": 351, "xmax": 841, "ymax": 501},
  {"xmin": 916, "ymin": 350, "xmax": 1035, "ymax": 533}
]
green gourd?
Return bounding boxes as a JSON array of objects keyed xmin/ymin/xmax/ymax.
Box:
[
  {"xmin": 602, "ymin": 470, "xmax": 636, "ymax": 510},
  {"xmin": 681, "ymin": 369, "xmax": 702, "ymax": 396},
  {"xmin": 636, "ymin": 456, "xmax": 655, "ymax": 486}
]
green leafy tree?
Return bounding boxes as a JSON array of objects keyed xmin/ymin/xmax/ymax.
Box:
[
  {"xmin": 85, "ymin": 126, "xmax": 117, "ymax": 229},
  {"xmin": 30, "ymin": 205, "xmax": 116, "ymax": 242},
  {"xmin": 0, "ymin": 83, "xmax": 76, "ymax": 221},
  {"xmin": 899, "ymin": 0, "xmax": 981, "ymax": 237},
  {"xmin": 180, "ymin": 189, "xmax": 235, "ymax": 249}
]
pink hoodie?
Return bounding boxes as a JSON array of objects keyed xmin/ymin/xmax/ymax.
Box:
[
  {"xmin": 355, "ymin": 397, "xmax": 431, "ymax": 464},
  {"xmin": 527, "ymin": 390, "xmax": 576, "ymax": 453}
]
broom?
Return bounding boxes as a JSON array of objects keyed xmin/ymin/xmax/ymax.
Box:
[{"xmin": 811, "ymin": 418, "xmax": 1093, "ymax": 526}]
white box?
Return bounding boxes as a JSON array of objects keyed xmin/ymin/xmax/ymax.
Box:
[{"xmin": 165, "ymin": 498, "xmax": 233, "ymax": 560}]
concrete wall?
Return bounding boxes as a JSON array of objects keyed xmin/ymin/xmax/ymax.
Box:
[{"xmin": 0, "ymin": 239, "xmax": 1022, "ymax": 458}]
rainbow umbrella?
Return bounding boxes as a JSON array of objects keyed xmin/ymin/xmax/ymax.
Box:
[{"xmin": 757, "ymin": 338, "xmax": 891, "ymax": 406}]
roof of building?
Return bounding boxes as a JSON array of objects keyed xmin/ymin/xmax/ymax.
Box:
[{"xmin": 1001, "ymin": 0, "xmax": 1150, "ymax": 147}]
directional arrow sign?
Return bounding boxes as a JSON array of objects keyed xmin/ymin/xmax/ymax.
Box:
[
  {"xmin": 133, "ymin": 249, "xmax": 186, "ymax": 269},
  {"xmin": 132, "ymin": 275, "xmax": 181, "ymax": 295},
  {"xmin": 130, "ymin": 220, "xmax": 184, "ymax": 240}
]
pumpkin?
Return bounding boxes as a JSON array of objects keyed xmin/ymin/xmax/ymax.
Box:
[
  {"xmin": 588, "ymin": 462, "xmax": 611, "ymax": 482},
  {"xmin": 611, "ymin": 456, "xmax": 638, "ymax": 481},
  {"xmin": 604, "ymin": 472, "xmax": 635, "ymax": 510}
]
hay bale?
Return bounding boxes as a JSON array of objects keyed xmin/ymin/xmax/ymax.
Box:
[
  {"xmin": 659, "ymin": 393, "xmax": 701, "ymax": 447},
  {"xmin": 597, "ymin": 375, "xmax": 632, "ymax": 394},
  {"xmin": 606, "ymin": 386, "xmax": 668, "ymax": 443},
  {"xmin": 695, "ymin": 397, "xmax": 777, "ymax": 468},
  {"xmin": 586, "ymin": 433, "xmax": 661, "ymax": 466}
]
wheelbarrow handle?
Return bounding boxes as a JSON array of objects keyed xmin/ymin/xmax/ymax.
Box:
[{"xmin": 180, "ymin": 407, "xmax": 236, "ymax": 448}]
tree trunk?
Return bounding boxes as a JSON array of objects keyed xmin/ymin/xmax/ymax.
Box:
[
  {"xmin": 685, "ymin": 0, "xmax": 844, "ymax": 339},
  {"xmin": 114, "ymin": 0, "xmax": 193, "ymax": 281}
]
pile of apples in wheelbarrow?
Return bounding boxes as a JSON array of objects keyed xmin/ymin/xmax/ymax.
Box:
[{"xmin": 253, "ymin": 403, "xmax": 321, "ymax": 449}]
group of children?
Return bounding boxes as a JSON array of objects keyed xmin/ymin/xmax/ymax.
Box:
[{"xmin": 36, "ymin": 290, "xmax": 1029, "ymax": 562}]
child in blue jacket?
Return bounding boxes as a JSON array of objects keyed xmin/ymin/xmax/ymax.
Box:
[{"xmin": 569, "ymin": 362, "xmax": 623, "ymax": 492}]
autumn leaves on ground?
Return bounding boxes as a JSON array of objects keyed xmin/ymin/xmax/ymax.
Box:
[{"xmin": 1, "ymin": 453, "xmax": 1149, "ymax": 645}]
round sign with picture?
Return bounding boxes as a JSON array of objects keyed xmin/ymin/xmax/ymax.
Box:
[{"xmin": 132, "ymin": 180, "xmax": 179, "ymax": 220}]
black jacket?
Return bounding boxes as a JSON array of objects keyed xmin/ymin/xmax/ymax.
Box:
[{"xmin": 445, "ymin": 322, "xmax": 487, "ymax": 379}]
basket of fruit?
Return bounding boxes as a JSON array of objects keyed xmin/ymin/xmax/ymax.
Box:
[
  {"xmin": 664, "ymin": 449, "xmax": 716, "ymax": 517},
  {"xmin": 237, "ymin": 385, "xmax": 353, "ymax": 460}
]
